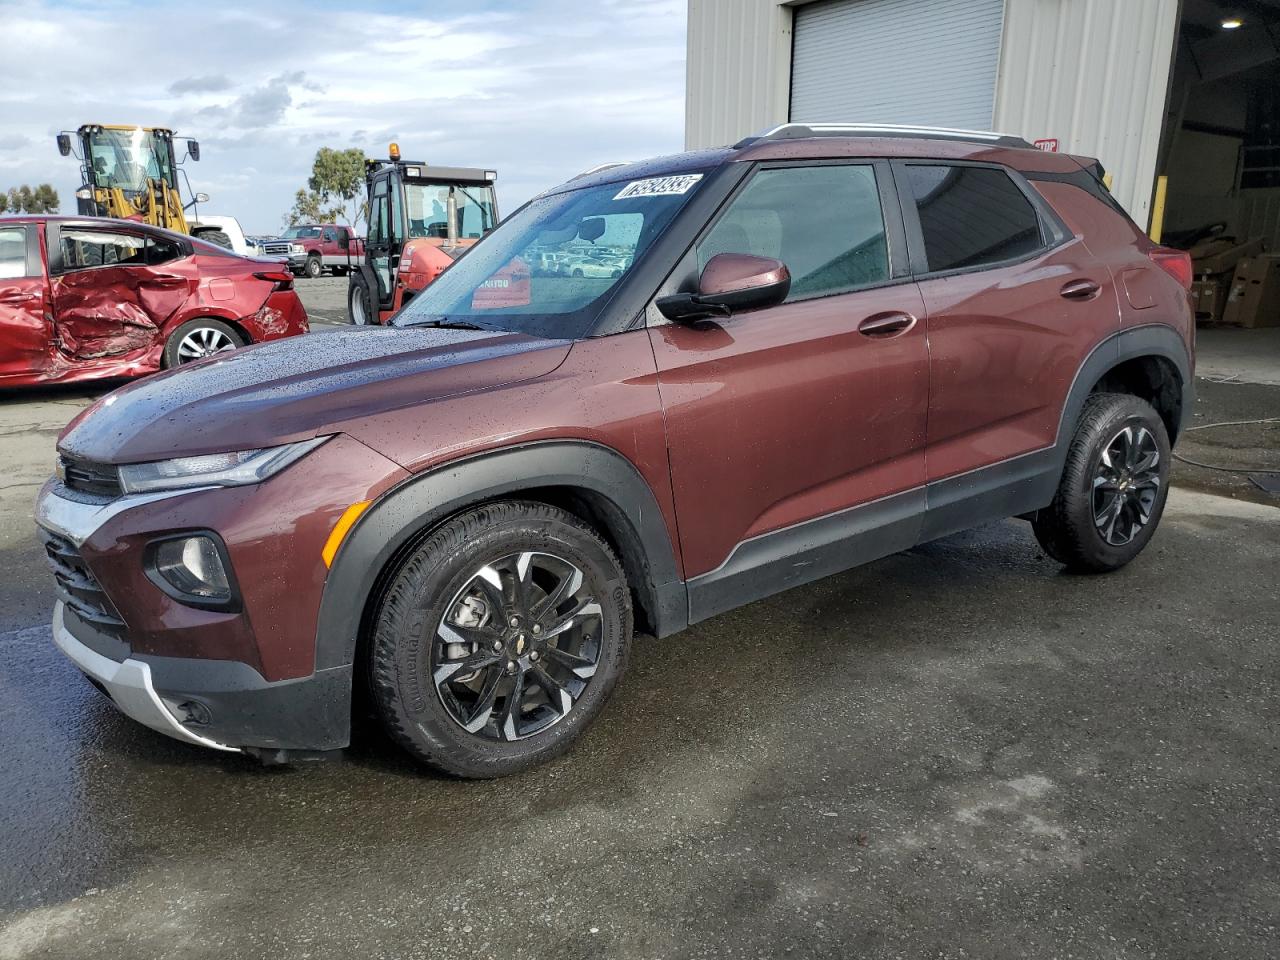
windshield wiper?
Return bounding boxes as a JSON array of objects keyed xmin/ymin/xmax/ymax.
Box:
[{"xmin": 403, "ymin": 317, "xmax": 490, "ymax": 331}]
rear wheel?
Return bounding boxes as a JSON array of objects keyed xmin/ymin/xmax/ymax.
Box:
[
  {"xmin": 303, "ymin": 255, "xmax": 322, "ymax": 279},
  {"xmin": 1032, "ymin": 392, "xmax": 1171, "ymax": 572},
  {"xmin": 163, "ymin": 318, "xmax": 245, "ymax": 368},
  {"xmin": 368, "ymin": 501, "xmax": 632, "ymax": 778}
]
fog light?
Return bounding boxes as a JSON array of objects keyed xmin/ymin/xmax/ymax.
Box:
[{"xmin": 152, "ymin": 535, "xmax": 231, "ymax": 602}]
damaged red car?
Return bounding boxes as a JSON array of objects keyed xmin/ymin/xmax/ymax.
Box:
[{"xmin": 0, "ymin": 216, "xmax": 308, "ymax": 387}]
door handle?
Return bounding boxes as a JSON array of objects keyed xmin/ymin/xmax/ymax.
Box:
[
  {"xmin": 0, "ymin": 292, "xmax": 38, "ymax": 304},
  {"xmin": 144, "ymin": 275, "xmax": 187, "ymax": 285},
  {"xmin": 1060, "ymin": 278, "xmax": 1101, "ymax": 300},
  {"xmin": 857, "ymin": 311, "xmax": 917, "ymax": 338}
]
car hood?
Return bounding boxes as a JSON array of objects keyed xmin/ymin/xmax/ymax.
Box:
[{"xmin": 59, "ymin": 327, "xmax": 573, "ymax": 464}]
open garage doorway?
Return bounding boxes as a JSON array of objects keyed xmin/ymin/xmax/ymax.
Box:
[{"xmin": 1158, "ymin": 0, "xmax": 1280, "ymax": 381}]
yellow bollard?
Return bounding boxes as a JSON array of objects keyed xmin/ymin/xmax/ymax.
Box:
[{"xmin": 1149, "ymin": 175, "xmax": 1168, "ymax": 243}]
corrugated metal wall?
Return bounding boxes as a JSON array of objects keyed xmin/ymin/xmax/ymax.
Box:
[
  {"xmin": 790, "ymin": 0, "xmax": 1005, "ymax": 129},
  {"xmin": 686, "ymin": 0, "xmax": 1179, "ymax": 225},
  {"xmin": 684, "ymin": 0, "xmax": 792, "ymax": 150},
  {"xmin": 993, "ymin": 0, "xmax": 1179, "ymax": 227}
]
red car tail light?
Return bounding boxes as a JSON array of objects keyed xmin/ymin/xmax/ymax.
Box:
[
  {"xmin": 1148, "ymin": 247, "xmax": 1192, "ymax": 291},
  {"xmin": 254, "ymin": 270, "xmax": 294, "ymax": 291}
]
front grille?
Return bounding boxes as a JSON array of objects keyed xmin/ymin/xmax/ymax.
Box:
[
  {"xmin": 261, "ymin": 241, "xmax": 293, "ymax": 256},
  {"xmin": 59, "ymin": 457, "xmax": 122, "ymax": 498},
  {"xmin": 39, "ymin": 527, "xmax": 125, "ymax": 635}
]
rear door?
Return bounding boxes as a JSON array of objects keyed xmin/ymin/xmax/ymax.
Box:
[
  {"xmin": 48, "ymin": 224, "xmax": 193, "ymax": 360},
  {"xmin": 0, "ymin": 224, "xmax": 51, "ymax": 380},
  {"xmin": 649, "ymin": 161, "xmax": 929, "ymax": 618},
  {"xmin": 896, "ymin": 160, "xmax": 1119, "ymax": 484}
]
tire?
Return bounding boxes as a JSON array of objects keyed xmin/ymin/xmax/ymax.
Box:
[
  {"xmin": 368, "ymin": 501, "xmax": 633, "ymax": 778},
  {"xmin": 194, "ymin": 228, "xmax": 232, "ymax": 250},
  {"xmin": 303, "ymin": 255, "xmax": 322, "ymax": 279},
  {"xmin": 162, "ymin": 318, "xmax": 245, "ymax": 368},
  {"xmin": 348, "ymin": 281, "xmax": 373, "ymax": 325},
  {"xmin": 1032, "ymin": 392, "xmax": 1171, "ymax": 573}
]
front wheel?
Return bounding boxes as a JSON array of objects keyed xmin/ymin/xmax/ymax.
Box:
[
  {"xmin": 368, "ymin": 501, "xmax": 633, "ymax": 778},
  {"xmin": 303, "ymin": 255, "xmax": 322, "ymax": 279},
  {"xmin": 348, "ymin": 281, "xmax": 372, "ymax": 325},
  {"xmin": 1032, "ymin": 392, "xmax": 1171, "ymax": 573}
]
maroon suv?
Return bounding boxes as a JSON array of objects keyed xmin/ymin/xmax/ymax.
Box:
[{"xmin": 36, "ymin": 125, "xmax": 1194, "ymax": 777}]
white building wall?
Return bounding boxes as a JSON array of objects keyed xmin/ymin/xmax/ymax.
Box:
[
  {"xmin": 686, "ymin": 0, "xmax": 1179, "ymax": 225},
  {"xmin": 993, "ymin": 0, "xmax": 1179, "ymax": 227},
  {"xmin": 685, "ymin": 0, "xmax": 792, "ymax": 151}
]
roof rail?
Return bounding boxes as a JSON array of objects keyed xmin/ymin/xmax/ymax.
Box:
[
  {"xmin": 735, "ymin": 123, "xmax": 1033, "ymax": 150},
  {"xmin": 571, "ymin": 161, "xmax": 631, "ymax": 181}
]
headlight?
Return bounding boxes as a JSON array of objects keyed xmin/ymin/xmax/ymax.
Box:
[
  {"xmin": 290, "ymin": 243, "xmax": 304, "ymax": 254},
  {"xmin": 118, "ymin": 438, "xmax": 329, "ymax": 494}
]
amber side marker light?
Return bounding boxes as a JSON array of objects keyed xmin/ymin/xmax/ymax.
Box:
[{"xmin": 323, "ymin": 500, "xmax": 372, "ymax": 567}]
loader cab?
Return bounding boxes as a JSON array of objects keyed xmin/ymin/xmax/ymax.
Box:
[{"xmin": 357, "ymin": 147, "xmax": 498, "ymax": 322}]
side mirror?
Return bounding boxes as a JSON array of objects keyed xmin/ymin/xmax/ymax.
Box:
[
  {"xmin": 56, "ymin": 134, "xmax": 73, "ymax": 157},
  {"xmin": 193, "ymin": 192, "xmax": 210, "ymax": 204},
  {"xmin": 656, "ymin": 253, "xmax": 791, "ymax": 323},
  {"xmin": 188, "ymin": 140, "xmax": 201, "ymax": 161}
]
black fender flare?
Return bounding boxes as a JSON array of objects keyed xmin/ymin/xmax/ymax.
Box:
[
  {"xmin": 313, "ymin": 440, "xmax": 687, "ymax": 672},
  {"xmin": 1054, "ymin": 322, "xmax": 1193, "ymax": 450}
]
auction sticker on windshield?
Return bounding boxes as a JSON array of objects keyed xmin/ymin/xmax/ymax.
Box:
[{"xmin": 613, "ymin": 174, "xmax": 702, "ymax": 200}]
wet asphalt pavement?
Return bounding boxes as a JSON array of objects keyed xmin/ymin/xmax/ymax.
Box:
[{"xmin": 1, "ymin": 309, "xmax": 1278, "ymax": 958}]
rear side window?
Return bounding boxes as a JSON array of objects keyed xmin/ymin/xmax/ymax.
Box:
[
  {"xmin": 698, "ymin": 164, "xmax": 889, "ymax": 301},
  {"xmin": 59, "ymin": 228, "xmax": 147, "ymax": 269},
  {"xmin": 904, "ymin": 165, "xmax": 1044, "ymax": 273}
]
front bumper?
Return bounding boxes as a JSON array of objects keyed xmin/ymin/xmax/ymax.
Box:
[
  {"xmin": 52, "ymin": 600, "xmax": 239, "ymax": 751},
  {"xmin": 287, "ymin": 254, "xmax": 308, "ymax": 270},
  {"xmin": 35, "ymin": 433, "xmax": 407, "ymax": 754},
  {"xmin": 52, "ymin": 598, "xmax": 354, "ymax": 753}
]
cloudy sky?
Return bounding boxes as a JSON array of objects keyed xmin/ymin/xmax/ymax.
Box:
[{"xmin": 0, "ymin": 0, "xmax": 687, "ymax": 233}]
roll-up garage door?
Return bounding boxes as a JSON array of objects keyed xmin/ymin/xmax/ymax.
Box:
[{"xmin": 790, "ymin": 0, "xmax": 1006, "ymax": 130}]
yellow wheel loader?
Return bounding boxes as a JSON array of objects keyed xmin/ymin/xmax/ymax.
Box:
[{"xmin": 56, "ymin": 124, "xmax": 204, "ymax": 235}]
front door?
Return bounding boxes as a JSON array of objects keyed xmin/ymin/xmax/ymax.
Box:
[
  {"xmin": 648, "ymin": 162, "xmax": 930, "ymax": 621},
  {"xmin": 0, "ymin": 225, "xmax": 51, "ymax": 381},
  {"xmin": 366, "ymin": 176, "xmax": 402, "ymax": 312},
  {"xmin": 48, "ymin": 224, "xmax": 192, "ymax": 360}
]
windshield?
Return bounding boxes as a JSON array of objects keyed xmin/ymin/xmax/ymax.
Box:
[
  {"xmin": 85, "ymin": 128, "xmax": 178, "ymax": 194},
  {"xmin": 282, "ymin": 226, "xmax": 322, "ymax": 239},
  {"xmin": 395, "ymin": 173, "xmax": 705, "ymax": 339},
  {"xmin": 404, "ymin": 181, "xmax": 497, "ymax": 240}
]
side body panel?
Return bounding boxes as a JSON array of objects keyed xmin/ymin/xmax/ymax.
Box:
[{"xmin": 914, "ymin": 235, "xmax": 1121, "ymax": 482}]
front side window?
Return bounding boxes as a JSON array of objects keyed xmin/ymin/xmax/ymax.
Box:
[
  {"xmin": 59, "ymin": 229, "xmax": 147, "ymax": 269},
  {"xmin": 395, "ymin": 173, "xmax": 705, "ymax": 339},
  {"xmin": 403, "ymin": 182, "xmax": 498, "ymax": 240},
  {"xmin": 0, "ymin": 227, "xmax": 30, "ymax": 279},
  {"xmin": 905, "ymin": 165, "xmax": 1044, "ymax": 273},
  {"xmin": 697, "ymin": 164, "xmax": 889, "ymax": 301}
]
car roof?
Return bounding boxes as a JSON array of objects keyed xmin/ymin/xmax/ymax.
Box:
[
  {"xmin": 553, "ymin": 131, "xmax": 1089, "ymax": 197},
  {"xmin": 0, "ymin": 214, "xmax": 194, "ymax": 242}
]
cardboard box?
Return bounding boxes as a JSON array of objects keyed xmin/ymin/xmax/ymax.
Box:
[
  {"xmin": 1192, "ymin": 276, "xmax": 1230, "ymax": 324},
  {"xmin": 1190, "ymin": 236, "xmax": 1265, "ymax": 276},
  {"xmin": 1222, "ymin": 254, "xmax": 1280, "ymax": 328}
]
